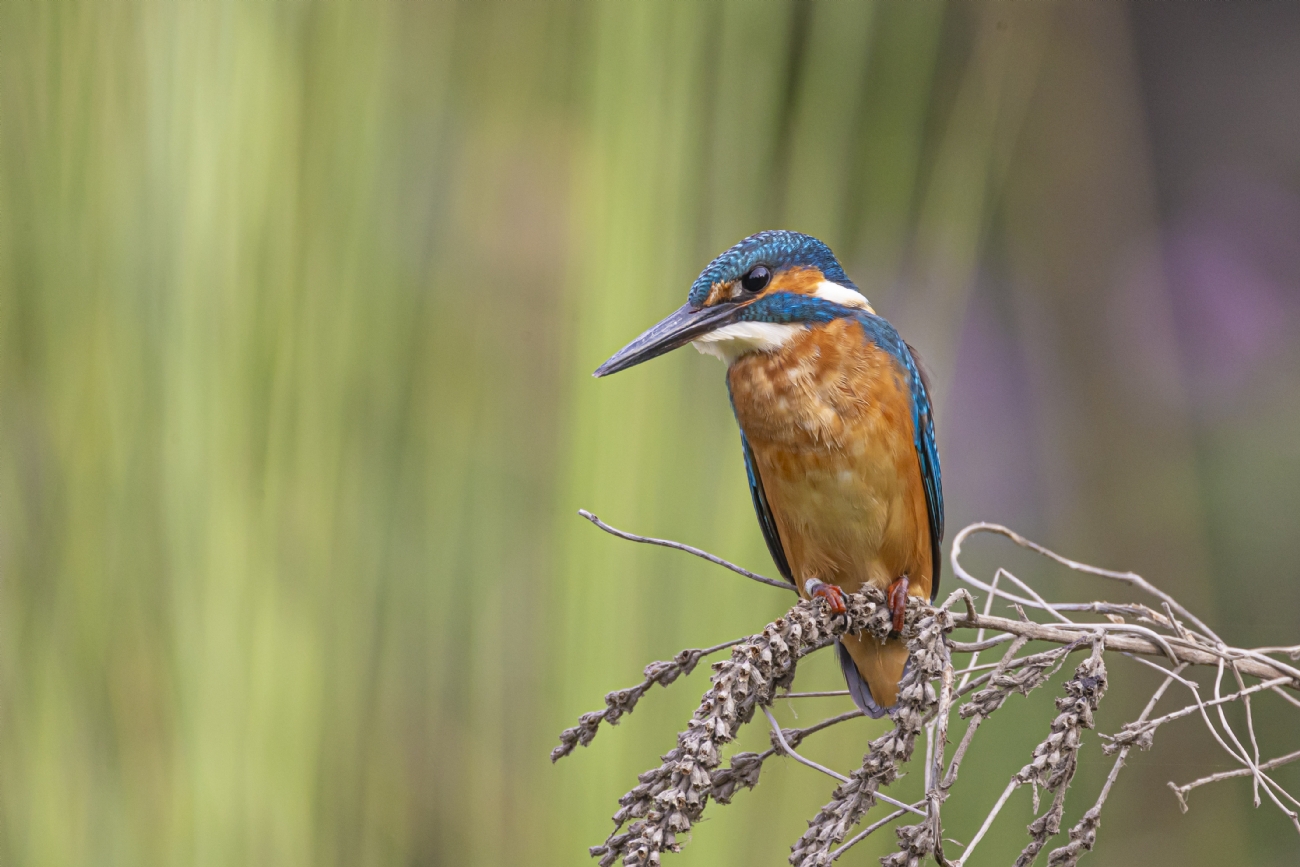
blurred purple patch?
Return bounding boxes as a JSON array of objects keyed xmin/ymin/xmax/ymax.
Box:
[
  {"xmin": 946, "ymin": 277, "xmax": 1042, "ymax": 531},
  {"xmin": 1166, "ymin": 173, "xmax": 1300, "ymax": 400}
]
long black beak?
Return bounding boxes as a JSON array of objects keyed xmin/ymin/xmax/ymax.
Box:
[{"xmin": 593, "ymin": 302, "xmax": 741, "ymax": 377}]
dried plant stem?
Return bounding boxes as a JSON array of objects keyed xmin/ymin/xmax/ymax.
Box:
[
  {"xmin": 969, "ymin": 641, "xmax": 1109, "ymax": 867},
  {"xmin": 712, "ymin": 708, "xmax": 866, "ymax": 806},
  {"xmin": 955, "ymin": 569, "xmax": 1004, "ymax": 692},
  {"xmin": 955, "ymin": 778, "xmax": 1019, "ymax": 866},
  {"xmin": 1045, "ymin": 664, "xmax": 1187, "ymax": 866},
  {"xmin": 782, "ymin": 709, "xmax": 866, "ymax": 744},
  {"xmin": 762, "ymin": 705, "xmax": 851, "ymax": 785},
  {"xmin": 1180, "ymin": 664, "xmax": 1300, "ymax": 830},
  {"xmin": 1230, "ymin": 661, "xmax": 1264, "ymax": 806},
  {"xmin": 552, "ymin": 638, "xmax": 747, "ymax": 761},
  {"xmin": 560, "ymin": 515, "xmax": 1300, "ymax": 866},
  {"xmin": 589, "ymin": 587, "xmax": 896, "ymax": 867},
  {"xmin": 949, "ymin": 611, "xmax": 1297, "ymax": 684},
  {"xmin": 951, "ymin": 522, "xmax": 1221, "ymax": 642},
  {"xmin": 1105, "ymin": 674, "xmax": 1293, "ymax": 749},
  {"xmin": 1171, "ymin": 748, "xmax": 1300, "ymax": 803},
  {"xmin": 827, "ymin": 805, "xmax": 916, "ymax": 862},
  {"xmin": 763, "ymin": 703, "xmax": 929, "ymax": 818},
  {"xmin": 943, "ymin": 637, "xmax": 1030, "ymax": 789}
]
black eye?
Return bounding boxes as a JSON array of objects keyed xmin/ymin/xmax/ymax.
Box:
[{"xmin": 741, "ymin": 265, "xmax": 770, "ymax": 293}]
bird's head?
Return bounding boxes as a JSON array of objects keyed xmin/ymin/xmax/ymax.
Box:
[{"xmin": 594, "ymin": 230, "xmax": 872, "ymax": 376}]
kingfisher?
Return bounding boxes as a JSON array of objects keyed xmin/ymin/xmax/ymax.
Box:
[{"xmin": 593, "ymin": 230, "xmax": 942, "ymax": 717}]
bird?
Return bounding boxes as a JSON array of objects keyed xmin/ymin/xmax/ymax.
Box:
[{"xmin": 593, "ymin": 230, "xmax": 943, "ymax": 717}]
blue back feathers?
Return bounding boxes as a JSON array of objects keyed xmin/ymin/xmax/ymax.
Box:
[{"xmin": 688, "ymin": 230, "xmax": 856, "ymax": 306}]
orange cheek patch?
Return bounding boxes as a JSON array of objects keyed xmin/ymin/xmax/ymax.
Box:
[{"xmin": 766, "ymin": 266, "xmax": 825, "ymax": 296}]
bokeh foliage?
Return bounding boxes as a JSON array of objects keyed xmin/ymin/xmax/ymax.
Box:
[{"xmin": 3, "ymin": 2, "xmax": 1299, "ymax": 866}]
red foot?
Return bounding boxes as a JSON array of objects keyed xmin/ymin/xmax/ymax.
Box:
[
  {"xmin": 804, "ymin": 579, "xmax": 846, "ymax": 615},
  {"xmin": 887, "ymin": 575, "xmax": 910, "ymax": 634}
]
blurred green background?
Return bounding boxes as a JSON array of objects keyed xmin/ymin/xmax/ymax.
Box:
[{"xmin": 4, "ymin": 2, "xmax": 1300, "ymax": 865}]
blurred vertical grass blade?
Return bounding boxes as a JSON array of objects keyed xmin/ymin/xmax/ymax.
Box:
[
  {"xmin": 0, "ymin": 0, "xmax": 963, "ymax": 863},
  {"xmin": 8, "ymin": 2, "xmax": 1244, "ymax": 867},
  {"xmin": 0, "ymin": 1, "xmax": 963, "ymax": 865},
  {"xmin": 900, "ymin": 4, "xmax": 1055, "ymax": 386}
]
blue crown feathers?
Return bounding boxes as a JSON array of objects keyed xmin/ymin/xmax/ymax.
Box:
[{"xmin": 687, "ymin": 230, "xmax": 857, "ymax": 307}]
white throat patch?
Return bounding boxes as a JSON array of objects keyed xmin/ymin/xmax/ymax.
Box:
[
  {"xmin": 691, "ymin": 321, "xmax": 804, "ymax": 364},
  {"xmin": 689, "ymin": 282, "xmax": 870, "ymax": 365}
]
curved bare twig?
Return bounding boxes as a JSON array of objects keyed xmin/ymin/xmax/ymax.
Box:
[{"xmin": 579, "ymin": 509, "xmax": 794, "ymax": 590}]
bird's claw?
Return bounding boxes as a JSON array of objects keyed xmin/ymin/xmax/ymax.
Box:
[
  {"xmin": 887, "ymin": 575, "xmax": 910, "ymax": 634},
  {"xmin": 804, "ymin": 578, "xmax": 846, "ymax": 616}
]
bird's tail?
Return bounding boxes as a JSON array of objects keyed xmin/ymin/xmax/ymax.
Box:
[{"xmin": 836, "ymin": 633, "xmax": 910, "ymax": 719}]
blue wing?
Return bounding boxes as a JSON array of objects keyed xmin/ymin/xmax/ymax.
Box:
[
  {"xmin": 728, "ymin": 379, "xmax": 794, "ymax": 586},
  {"xmin": 904, "ymin": 343, "xmax": 944, "ymax": 600},
  {"xmin": 738, "ymin": 430, "xmax": 795, "ymax": 586},
  {"xmin": 852, "ymin": 313, "xmax": 944, "ymax": 600}
]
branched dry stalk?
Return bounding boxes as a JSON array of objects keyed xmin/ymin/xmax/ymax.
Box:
[
  {"xmin": 551, "ymin": 637, "xmax": 749, "ymax": 762},
  {"xmin": 554, "ymin": 514, "xmax": 1300, "ymax": 865}
]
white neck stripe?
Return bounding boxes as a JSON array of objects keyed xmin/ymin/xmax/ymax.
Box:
[{"xmin": 811, "ymin": 280, "xmax": 871, "ymax": 310}]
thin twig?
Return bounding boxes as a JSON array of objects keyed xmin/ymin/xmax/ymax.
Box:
[
  {"xmin": 1230, "ymin": 660, "xmax": 1264, "ymax": 807},
  {"xmin": 943, "ymin": 637, "xmax": 1030, "ymax": 789},
  {"xmin": 1103, "ymin": 655, "xmax": 1300, "ymax": 832},
  {"xmin": 782, "ymin": 709, "xmax": 865, "ymax": 744},
  {"xmin": 1214, "ymin": 658, "xmax": 1265, "ymax": 809},
  {"xmin": 955, "ymin": 779, "xmax": 1018, "ymax": 866},
  {"xmin": 827, "ymin": 805, "xmax": 915, "ymax": 862},
  {"xmin": 956, "ymin": 568, "xmax": 1004, "ymax": 691},
  {"xmin": 1121, "ymin": 653, "xmax": 1204, "ymax": 692},
  {"xmin": 1107, "ymin": 676, "xmax": 1293, "ymax": 748},
  {"xmin": 763, "ymin": 706, "xmax": 850, "ymax": 784},
  {"xmin": 764, "ymin": 704, "xmax": 929, "ymax": 819},
  {"xmin": 950, "ymin": 522, "xmax": 1223, "ymax": 643},
  {"xmin": 950, "ymin": 632, "xmax": 1018, "ymax": 654},
  {"xmin": 1054, "ymin": 621, "xmax": 1184, "ymax": 667},
  {"xmin": 927, "ymin": 661, "xmax": 957, "ymax": 864},
  {"xmin": 713, "ymin": 709, "xmax": 867, "ymax": 806},
  {"xmin": 1165, "ymin": 659, "xmax": 1300, "ymax": 832},
  {"xmin": 1252, "ymin": 645, "xmax": 1300, "ymax": 658},
  {"xmin": 1172, "ymin": 749, "xmax": 1300, "ymax": 800},
  {"xmin": 993, "ymin": 567, "xmax": 1075, "ymax": 625},
  {"xmin": 578, "ymin": 509, "xmax": 794, "ymax": 591}
]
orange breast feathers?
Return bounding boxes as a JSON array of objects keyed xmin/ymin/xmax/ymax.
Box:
[{"xmin": 727, "ymin": 318, "xmax": 932, "ymax": 601}]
